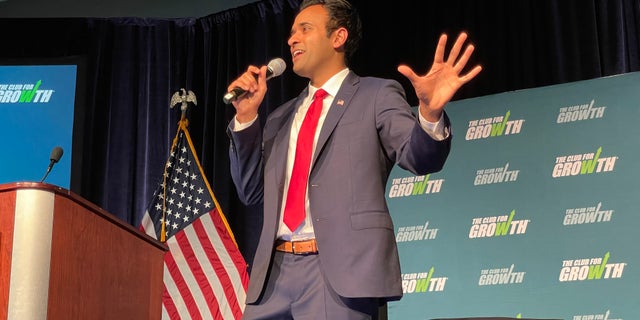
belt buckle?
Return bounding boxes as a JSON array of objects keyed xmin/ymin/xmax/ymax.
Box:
[
  {"xmin": 291, "ymin": 240, "xmax": 311, "ymax": 255},
  {"xmin": 291, "ymin": 241, "xmax": 303, "ymax": 255}
]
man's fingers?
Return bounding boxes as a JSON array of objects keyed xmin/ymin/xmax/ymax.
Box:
[
  {"xmin": 446, "ymin": 32, "xmax": 467, "ymax": 66},
  {"xmin": 433, "ymin": 33, "xmax": 448, "ymax": 64},
  {"xmin": 453, "ymin": 44, "xmax": 475, "ymax": 73},
  {"xmin": 397, "ymin": 65, "xmax": 419, "ymax": 83},
  {"xmin": 460, "ymin": 65, "xmax": 483, "ymax": 84}
]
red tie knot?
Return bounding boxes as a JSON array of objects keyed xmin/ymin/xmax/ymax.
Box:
[{"xmin": 314, "ymin": 88, "xmax": 328, "ymax": 101}]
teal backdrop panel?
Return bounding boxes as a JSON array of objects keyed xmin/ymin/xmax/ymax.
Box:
[
  {"xmin": 0, "ymin": 65, "xmax": 77, "ymax": 188},
  {"xmin": 386, "ymin": 72, "xmax": 640, "ymax": 320}
]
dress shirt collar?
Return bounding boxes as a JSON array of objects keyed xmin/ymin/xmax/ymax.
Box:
[{"xmin": 307, "ymin": 68, "xmax": 350, "ymax": 100}]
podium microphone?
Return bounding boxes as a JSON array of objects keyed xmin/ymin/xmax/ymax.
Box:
[
  {"xmin": 40, "ymin": 146, "xmax": 64, "ymax": 183},
  {"xmin": 223, "ymin": 57, "xmax": 286, "ymax": 104}
]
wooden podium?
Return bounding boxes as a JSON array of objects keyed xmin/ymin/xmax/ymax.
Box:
[{"xmin": 0, "ymin": 182, "xmax": 167, "ymax": 319}]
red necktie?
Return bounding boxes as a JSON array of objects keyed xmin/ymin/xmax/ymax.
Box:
[{"xmin": 283, "ymin": 89, "xmax": 328, "ymax": 231}]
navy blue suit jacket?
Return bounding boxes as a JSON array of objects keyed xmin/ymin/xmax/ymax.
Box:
[{"xmin": 228, "ymin": 71, "xmax": 451, "ymax": 303}]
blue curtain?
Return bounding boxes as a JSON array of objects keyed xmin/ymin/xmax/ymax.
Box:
[{"xmin": 0, "ymin": 0, "xmax": 638, "ymax": 267}]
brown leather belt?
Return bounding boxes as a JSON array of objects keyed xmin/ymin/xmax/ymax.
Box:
[{"xmin": 275, "ymin": 239, "xmax": 318, "ymax": 255}]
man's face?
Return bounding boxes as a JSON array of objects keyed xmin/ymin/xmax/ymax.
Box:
[{"xmin": 287, "ymin": 5, "xmax": 337, "ymax": 80}]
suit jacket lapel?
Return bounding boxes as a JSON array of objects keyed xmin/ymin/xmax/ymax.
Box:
[{"xmin": 313, "ymin": 72, "xmax": 359, "ymax": 164}]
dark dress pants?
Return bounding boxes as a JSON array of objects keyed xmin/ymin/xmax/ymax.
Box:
[{"xmin": 242, "ymin": 251, "xmax": 379, "ymax": 320}]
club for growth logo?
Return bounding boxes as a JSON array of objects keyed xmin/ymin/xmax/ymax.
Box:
[
  {"xmin": 474, "ymin": 163, "xmax": 520, "ymax": 186},
  {"xmin": 396, "ymin": 221, "xmax": 439, "ymax": 243},
  {"xmin": 388, "ymin": 174, "xmax": 444, "ymax": 198},
  {"xmin": 0, "ymin": 80, "xmax": 55, "ymax": 104},
  {"xmin": 552, "ymin": 147, "xmax": 618, "ymax": 178},
  {"xmin": 401, "ymin": 266, "xmax": 448, "ymax": 294},
  {"xmin": 478, "ymin": 264, "xmax": 526, "ymax": 286},
  {"xmin": 556, "ymin": 99, "xmax": 606, "ymax": 123},
  {"xmin": 559, "ymin": 252, "xmax": 626, "ymax": 282},
  {"xmin": 469, "ymin": 210, "xmax": 530, "ymax": 238},
  {"xmin": 572, "ymin": 309, "xmax": 622, "ymax": 320},
  {"xmin": 563, "ymin": 202, "xmax": 614, "ymax": 226},
  {"xmin": 465, "ymin": 110, "xmax": 525, "ymax": 140}
]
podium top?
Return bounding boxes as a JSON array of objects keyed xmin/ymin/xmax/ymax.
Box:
[{"xmin": 0, "ymin": 181, "xmax": 69, "ymax": 195}]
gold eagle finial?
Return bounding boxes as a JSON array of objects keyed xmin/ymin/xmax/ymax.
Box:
[{"xmin": 170, "ymin": 88, "xmax": 197, "ymax": 116}]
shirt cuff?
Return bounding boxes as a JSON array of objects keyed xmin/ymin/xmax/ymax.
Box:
[{"xmin": 418, "ymin": 112, "xmax": 449, "ymax": 141}]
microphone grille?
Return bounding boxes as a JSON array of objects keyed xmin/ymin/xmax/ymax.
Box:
[
  {"xmin": 267, "ymin": 58, "xmax": 286, "ymax": 77},
  {"xmin": 50, "ymin": 146, "xmax": 64, "ymax": 163}
]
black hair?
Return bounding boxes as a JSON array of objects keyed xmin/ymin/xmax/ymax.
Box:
[{"xmin": 298, "ymin": 0, "xmax": 362, "ymax": 66}]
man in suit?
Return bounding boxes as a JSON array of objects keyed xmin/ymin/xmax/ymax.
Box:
[{"xmin": 227, "ymin": 0, "xmax": 482, "ymax": 318}]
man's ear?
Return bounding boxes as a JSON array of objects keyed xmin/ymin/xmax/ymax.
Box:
[{"xmin": 332, "ymin": 27, "xmax": 348, "ymax": 50}]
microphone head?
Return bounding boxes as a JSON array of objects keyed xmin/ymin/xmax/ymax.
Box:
[
  {"xmin": 267, "ymin": 58, "xmax": 286, "ymax": 78},
  {"xmin": 50, "ymin": 146, "xmax": 64, "ymax": 163}
]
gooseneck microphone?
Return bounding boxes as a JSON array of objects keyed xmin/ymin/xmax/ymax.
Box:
[
  {"xmin": 223, "ymin": 58, "xmax": 286, "ymax": 104},
  {"xmin": 40, "ymin": 146, "xmax": 64, "ymax": 183}
]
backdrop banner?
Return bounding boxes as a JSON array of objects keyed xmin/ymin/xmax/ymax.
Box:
[
  {"xmin": 0, "ymin": 64, "xmax": 77, "ymax": 188},
  {"xmin": 386, "ymin": 72, "xmax": 640, "ymax": 320}
]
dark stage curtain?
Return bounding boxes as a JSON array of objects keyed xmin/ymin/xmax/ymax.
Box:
[{"xmin": 0, "ymin": 0, "xmax": 638, "ymax": 267}]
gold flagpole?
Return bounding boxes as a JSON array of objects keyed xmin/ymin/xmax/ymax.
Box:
[{"xmin": 160, "ymin": 88, "xmax": 198, "ymax": 242}]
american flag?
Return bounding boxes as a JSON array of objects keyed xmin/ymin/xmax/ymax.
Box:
[{"xmin": 140, "ymin": 119, "xmax": 248, "ymax": 319}]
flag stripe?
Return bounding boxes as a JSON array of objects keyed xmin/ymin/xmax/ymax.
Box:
[
  {"xmin": 191, "ymin": 216, "xmax": 243, "ymax": 319},
  {"xmin": 161, "ymin": 282, "xmax": 181, "ymax": 319},
  {"xmin": 206, "ymin": 208, "xmax": 249, "ymax": 291},
  {"xmin": 181, "ymin": 219, "xmax": 225, "ymax": 319},
  {"xmin": 200, "ymin": 211, "xmax": 248, "ymax": 302},
  {"xmin": 165, "ymin": 238, "xmax": 207, "ymax": 319},
  {"xmin": 172, "ymin": 230, "xmax": 216, "ymax": 319}
]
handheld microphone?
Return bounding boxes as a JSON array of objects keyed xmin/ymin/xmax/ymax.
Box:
[
  {"xmin": 223, "ymin": 57, "xmax": 286, "ymax": 104},
  {"xmin": 40, "ymin": 146, "xmax": 64, "ymax": 183}
]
